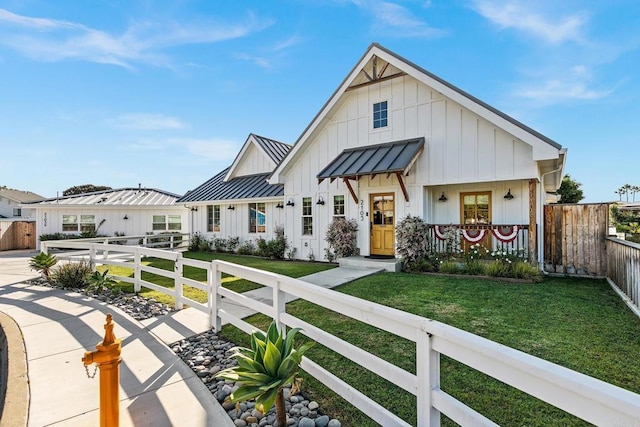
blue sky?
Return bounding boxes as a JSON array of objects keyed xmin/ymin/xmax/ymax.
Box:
[{"xmin": 0, "ymin": 1, "xmax": 638, "ymax": 202}]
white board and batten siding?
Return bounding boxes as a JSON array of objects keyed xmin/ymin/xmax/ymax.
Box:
[
  {"xmin": 227, "ymin": 144, "xmax": 276, "ymax": 179},
  {"xmin": 282, "ymin": 75, "xmax": 541, "ymax": 260},
  {"xmin": 190, "ymin": 201, "xmax": 286, "ymax": 243},
  {"xmin": 35, "ymin": 207, "xmax": 188, "ymax": 248}
]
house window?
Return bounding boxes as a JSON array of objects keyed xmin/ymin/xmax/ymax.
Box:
[
  {"xmin": 249, "ymin": 203, "xmax": 266, "ymax": 233},
  {"xmin": 302, "ymin": 197, "xmax": 313, "ymax": 235},
  {"xmin": 333, "ymin": 195, "xmax": 345, "ymax": 218},
  {"xmin": 152, "ymin": 215, "xmax": 182, "ymax": 231},
  {"xmin": 80, "ymin": 215, "xmax": 96, "ymax": 233},
  {"xmin": 12, "ymin": 208, "xmax": 21, "ymax": 217},
  {"xmin": 373, "ymin": 101, "xmax": 388, "ymax": 129},
  {"xmin": 62, "ymin": 215, "xmax": 78, "ymax": 232},
  {"xmin": 207, "ymin": 205, "xmax": 220, "ymax": 232}
]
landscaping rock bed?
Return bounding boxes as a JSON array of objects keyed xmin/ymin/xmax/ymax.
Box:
[{"xmin": 27, "ymin": 277, "xmax": 342, "ymax": 426}]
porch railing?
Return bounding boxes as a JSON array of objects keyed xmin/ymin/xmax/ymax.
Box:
[
  {"xmin": 38, "ymin": 240, "xmax": 640, "ymax": 426},
  {"xmin": 428, "ymin": 224, "xmax": 529, "ymax": 255}
]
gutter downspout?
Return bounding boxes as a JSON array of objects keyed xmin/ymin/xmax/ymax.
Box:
[{"xmin": 538, "ymin": 149, "xmax": 567, "ymax": 271}]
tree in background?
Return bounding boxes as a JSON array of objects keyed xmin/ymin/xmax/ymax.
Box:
[
  {"xmin": 614, "ymin": 184, "xmax": 640, "ymax": 202},
  {"xmin": 62, "ymin": 184, "xmax": 112, "ymax": 196},
  {"xmin": 557, "ymin": 175, "xmax": 584, "ymax": 203}
]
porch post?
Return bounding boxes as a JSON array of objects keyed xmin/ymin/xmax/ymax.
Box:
[{"xmin": 528, "ymin": 178, "xmax": 538, "ymax": 264}]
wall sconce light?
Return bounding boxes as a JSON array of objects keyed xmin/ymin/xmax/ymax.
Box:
[
  {"xmin": 227, "ymin": 205, "xmax": 235, "ymax": 210},
  {"xmin": 286, "ymin": 198, "xmax": 295, "ymax": 207},
  {"xmin": 438, "ymin": 192, "xmax": 448, "ymax": 202},
  {"xmin": 504, "ymin": 189, "xmax": 514, "ymax": 200},
  {"xmin": 316, "ymin": 196, "xmax": 325, "ymax": 205},
  {"xmin": 276, "ymin": 202, "xmax": 284, "ymax": 209},
  {"xmin": 123, "ymin": 214, "xmax": 129, "ymax": 220}
]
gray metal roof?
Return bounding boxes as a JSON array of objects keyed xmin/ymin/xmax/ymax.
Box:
[
  {"xmin": 0, "ymin": 188, "xmax": 45, "ymax": 203},
  {"xmin": 251, "ymin": 134, "xmax": 291, "ymax": 164},
  {"xmin": 178, "ymin": 168, "xmax": 283, "ymax": 203},
  {"xmin": 30, "ymin": 188, "xmax": 180, "ymax": 206},
  {"xmin": 317, "ymin": 138, "xmax": 425, "ymax": 181}
]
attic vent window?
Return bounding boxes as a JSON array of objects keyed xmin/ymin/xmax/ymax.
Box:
[{"xmin": 373, "ymin": 101, "xmax": 388, "ymax": 129}]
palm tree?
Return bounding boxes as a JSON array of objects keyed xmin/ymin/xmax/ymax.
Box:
[
  {"xmin": 216, "ymin": 321, "xmax": 314, "ymax": 427},
  {"xmin": 29, "ymin": 252, "xmax": 58, "ymax": 281}
]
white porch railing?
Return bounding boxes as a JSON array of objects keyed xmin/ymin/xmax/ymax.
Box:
[{"xmin": 41, "ymin": 241, "xmax": 640, "ymax": 426}]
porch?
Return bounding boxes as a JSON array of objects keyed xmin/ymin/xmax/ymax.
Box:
[{"xmin": 427, "ymin": 224, "xmax": 531, "ymax": 256}]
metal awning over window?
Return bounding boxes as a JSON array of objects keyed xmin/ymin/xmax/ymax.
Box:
[{"xmin": 317, "ymin": 137, "xmax": 425, "ymax": 203}]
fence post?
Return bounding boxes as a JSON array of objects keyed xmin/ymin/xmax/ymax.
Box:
[
  {"xmin": 170, "ymin": 234, "xmax": 174, "ymax": 249},
  {"xmin": 134, "ymin": 249, "xmax": 141, "ymax": 293},
  {"xmin": 273, "ymin": 278, "xmax": 286, "ymax": 331},
  {"xmin": 41, "ymin": 241, "xmax": 49, "ymax": 254},
  {"xmin": 210, "ymin": 261, "xmax": 222, "ymax": 331},
  {"xmin": 174, "ymin": 254, "xmax": 183, "ymax": 310},
  {"xmin": 416, "ymin": 327, "xmax": 440, "ymax": 427},
  {"xmin": 90, "ymin": 244, "xmax": 96, "ymax": 265}
]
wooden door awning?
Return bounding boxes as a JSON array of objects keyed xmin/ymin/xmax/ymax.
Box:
[{"xmin": 317, "ymin": 137, "xmax": 424, "ymax": 203}]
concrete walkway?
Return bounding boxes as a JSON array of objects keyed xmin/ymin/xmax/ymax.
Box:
[{"xmin": 0, "ymin": 251, "xmax": 382, "ymax": 426}]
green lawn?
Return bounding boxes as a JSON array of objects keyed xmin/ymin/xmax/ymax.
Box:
[
  {"xmin": 220, "ymin": 273, "xmax": 640, "ymax": 426},
  {"xmin": 98, "ymin": 251, "xmax": 335, "ymax": 305}
]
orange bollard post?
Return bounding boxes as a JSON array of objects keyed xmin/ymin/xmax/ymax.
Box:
[{"xmin": 82, "ymin": 314, "xmax": 122, "ymax": 427}]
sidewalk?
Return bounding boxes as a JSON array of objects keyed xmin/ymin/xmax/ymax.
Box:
[
  {"xmin": 0, "ymin": 251, "xmax": 382, "ymax": 426},
  {"xmin": 0, "ymin": 253, "xmax": 233, "ymax": 427}
]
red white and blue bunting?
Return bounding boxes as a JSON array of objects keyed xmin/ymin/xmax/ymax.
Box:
[
  {"xmin": 433, "ymin": 225, "xmax": 450, "ymax": 241},
  {"xmin": 461, "ymin": 229, "xmax": 486, "ymax": 243},
  {"xmin": 491, "ymin": 225, "xmax": 520, "ymax": 243}
]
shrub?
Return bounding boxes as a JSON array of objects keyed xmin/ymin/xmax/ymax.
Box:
[
  {"xmin": 256, "ymin": 226, "xmax": 288, "ymax": 259},
  {"xmin": 512, "ymin": 262, "xmax": 543, "ymax": 282},
  {"xmin": 395, "ymin": 215, "xmax": 432, "ymax": 271},
  {"xmin": 227, "ymin": 236, "xmax": 240, "ymax": 253},
  {"xmin": 51, "ymin": 260, "xmax": 93, "ymax": 288},
  {"xmin": 463, "ymin": 259, "xmax": 486, "ymax": 275},
  {"xmin": 189, "ymin": 232, "xmax": 206, "ymax": 251},
  {"xmin": 213, "ymin": 237, "xmax": 228, "ymax": 252},
  {"xmin": 325, "ymin": 218, "xmax": 358, "ymax": 261},
  {"xmin": 286, "ymin": 245, "xmax": 297, "ymax": 261},
  {"xmin": 238, "ymin": 240, "xmax": 256, "ymax": 255},
  {"xmin": 87, "ymin": 269, "xmax": 117, "ymax": 294},
  {"xmin": 29, "ymin": 252, "xmax": 58, "ymax": 281},
  {"xmin": 439, "ymin": 261, "xmax": 461, "ymax": 274},
  {"xmin": 485, "ymin": 260, "xmax": 511, "ymax": 277}
]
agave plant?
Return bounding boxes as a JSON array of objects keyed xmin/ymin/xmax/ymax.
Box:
[
  {"xmin": 87, "ymin": 269, "xmax": 117, "ymax": 294},
  {"xmin": 28, "ymin": 252, "xmax": 58, "ymax": 281},
  {"xmin": 216, "ymin": 321, "xmax": 314, "ymax": 427}
]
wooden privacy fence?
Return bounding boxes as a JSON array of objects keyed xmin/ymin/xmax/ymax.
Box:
[
  {"xmin": 543, "ymin": 204, "xmax": 608, "ymax": 276},
  {"xmin": 607, "ymin": 237, "xmax": 640, "ymax": 309},
  {"xmin": 40, "ymin": 240, "xmax": 640, "ymax": 426},
  {"xmin": 0, "ymin": 220, "xmax": 36, "ymax": 251}
]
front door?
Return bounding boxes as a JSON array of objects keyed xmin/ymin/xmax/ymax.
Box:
[
  {"xmin": 460, "ymin": 192, "xmax": 492, "ymax": 250},
  {"xmin": 370, "ymin": 193, "xmax": 395, "ymax": 256}
]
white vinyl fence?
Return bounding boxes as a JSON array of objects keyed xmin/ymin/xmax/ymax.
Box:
[{"xmin": 41, "ymin": 241, "xmax": 640, "ymax": 426}]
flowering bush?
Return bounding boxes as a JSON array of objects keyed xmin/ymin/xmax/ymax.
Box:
[
  {"xmin": 440, "ymin": 226, "xmax": 462, "ymax": 260},
  {"xmin": 324, "ymin": 217, "xmax": 358, "ymax": 262},
  {"xmin": 490, "ymin": 248, "xmax": 527, "ymax": 265},
  {"xmin": 396, "ymin": 215, "xmax": 434, "ymax": 271}
]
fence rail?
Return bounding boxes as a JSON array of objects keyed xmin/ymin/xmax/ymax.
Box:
[{"xmin": 41, "ymin": 241, "xmax": 640, "ymax": 426}]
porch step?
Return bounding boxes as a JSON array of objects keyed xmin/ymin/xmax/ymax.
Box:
[{"xmin": 338, "ymin": 256, "xmax": 402, "ymax": 273}]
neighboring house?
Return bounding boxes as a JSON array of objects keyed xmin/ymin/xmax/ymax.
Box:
[
  {"xmin": 0, "ymin": 188, "xmax": 44, "ymax": 219},
  {"xmin": 27, "ymin": 187, "xmax": 188, "ymax": 247},
  {"xmin": 185, "ymin": 43, "xmax": 567, "ymax": 265},
  {"xmin": 178, "ymin": 133, "xmax": 291, "ymax": 241}
]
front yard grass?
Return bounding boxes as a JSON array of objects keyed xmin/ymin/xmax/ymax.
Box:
[
  {"xmin": 220, "ymin": 273, "xmax": 640, "ymax": 426},
  {"xmin": 98, "ymin": 251, "xmax": 335, "ymax": 306}
]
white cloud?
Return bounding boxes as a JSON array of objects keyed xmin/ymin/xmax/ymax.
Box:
[
  {"xmin": 169, "ymin": 137, "xmax": 240, "ymax": 162},
  {"xmin": 0, "ymin": 8, "xmax": 273, "ymax": 68},
  {"xmin": 346, "ymin": 0, "xmax": 445, "ymax": 38},
  {"xmin": 112, "ymin": 113, "xmax": 188, "ymax": 131},
  {"xmin": 514, "ymin": 66, "xmax": 613, "ymax": 104},
  {"xmin": 471, "ymin": 1, "xmax": 588, "ymax": 44}
]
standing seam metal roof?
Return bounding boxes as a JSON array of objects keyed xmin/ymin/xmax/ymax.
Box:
[
  {"xmin": 28, "ymin": 188, "xmax": 180, "ymax": 206},
  {"xmin": 317, "ymin": 138, "xmax": 425, "ymax": 180},
  {"xmin": 251, "ymin": 134, "xmax": 292, "ymax": 165},
  {"xmin": 177, "ymin": 168, "xmax": 283, "ymax": 203}
]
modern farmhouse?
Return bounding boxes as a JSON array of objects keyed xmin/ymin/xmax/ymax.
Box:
[
  {"xmin": 28, "ymin": 187, "xmax": 188, "ymax": 248},
  {"xmin": 181, "ymin": 43, "xmax": 566, "ymax": 265}
]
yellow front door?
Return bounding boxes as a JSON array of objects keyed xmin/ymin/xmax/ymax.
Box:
[{"xmin": 370, "ymin": 193, "xmax": 395, "ymax": 256}]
